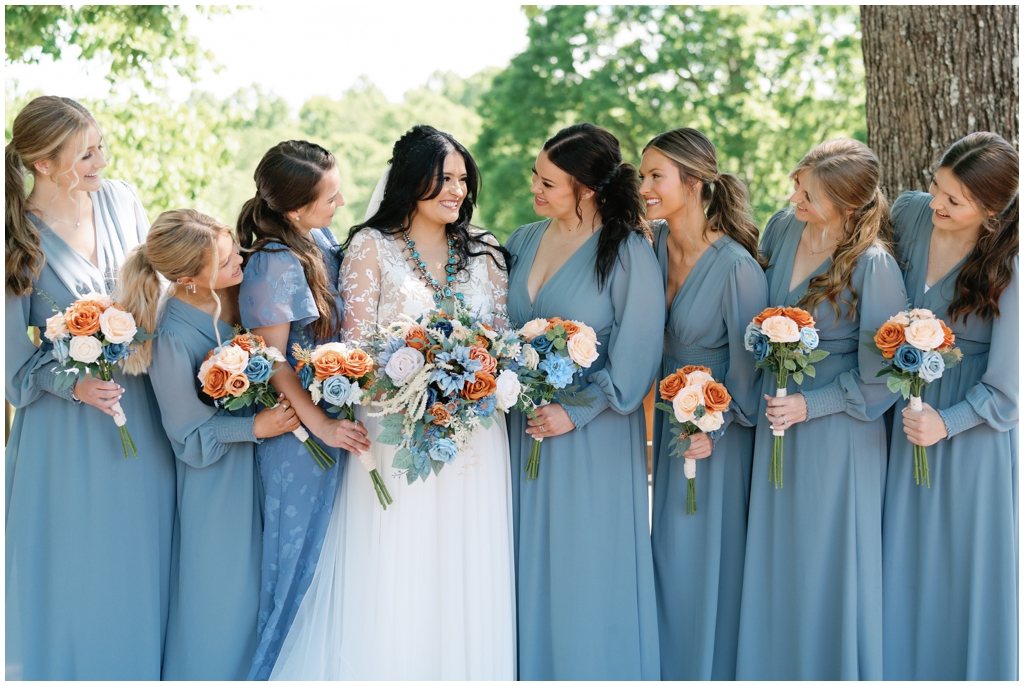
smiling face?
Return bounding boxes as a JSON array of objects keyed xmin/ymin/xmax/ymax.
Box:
[
  {"xmin": 638, "ymin": 147, "xmax": 697, "ymax": 221},
  {"xmin": 197, "ymin": 230, "xmax": 244, "ymax": 291},
  {"xmin": 530, "ymin": 150, "xmax": 588, "ymax": 220},
  {"xmin": 295, "ymin": 165, "xmax": 344, "ymax": 231},
  {"xmin": 414, "ymin": 152, "xmax": 468, "ymax": 227},
  {"xmin": 790, "ymin": 170, "xmax": 839, "ymax": 228},
  {"xmin": 43, "ymin": 123, "xmax": 106, "ymax": 192},
  {"xmin": 929, "ymin": 165, "xmax": 992, "ymax": 234}
]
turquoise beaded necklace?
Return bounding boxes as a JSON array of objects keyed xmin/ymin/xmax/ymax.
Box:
[{"xmin": 401, "ymin": 229, "xmax": 465, "ymax": 304}]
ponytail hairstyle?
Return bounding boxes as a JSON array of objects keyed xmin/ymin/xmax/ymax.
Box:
[
  {"xmin": 644, "ymin": 127, "xmax": 763, "ymax": 266},
  {"xmin": 6, "ymin": 96, "xmax": 98, "ymax": 296},
  {"xmin": 787, "ymin": 138, "xmax": 893, "ymax": 319},
  {"xmin": 346, "ymin": 125, "xmax": 511, "ymax": 274},
  {"xmin": 237, "ymin": 140, "xmax": 340, "ymax": 342},
  {"xmin": 938, "ymin": 132, "xmax": 1019, "ymax": 323},
  {"xmin": 117, "ymin": 209, "xmax": 232, "ymax": 375},
  {"xmin": 542, "ymin": 123, "xmax": 650, "ymax": 290}
]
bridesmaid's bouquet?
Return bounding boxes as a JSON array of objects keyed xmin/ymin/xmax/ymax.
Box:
[
  {"xmin": 292, "ymin": 342, "xmax": 393, "ymax": 509},
  {"xmin": 199, "ymin": 332, "xmax": 336, "ymax": 470},
  {"xmin": 512, "ymin": 316, "xmax": 599, "ymax": 481},
  {"xmin": 362, "ymin": 299, "xmax": 523, "ymax": 484},
  {"xmin": 865, "ymin": 308, "xmax": 961, "ymax": 487},
  {"xmin": 655, "ymin": 365, "xmax": 732, "ymax": 515},
  {"xmin": 42, "ymin": 291, "xmax": 155, "ymax": 459},
  {"xmin": 744, "ymin": 306, "xmax": 829, "ymax": 488}
]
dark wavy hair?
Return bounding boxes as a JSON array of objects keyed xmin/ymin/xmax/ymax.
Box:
[
  {"xmin": 938, "ymin": 132, "xmax": 1018, "ymax": 323},
  {"xmin": 345, "ymin": 125, "xmax": 510, "ymax": 274},
  {"xmin": 542, "ymin": 123, "xmax": 650, "ymax": 289},
  {"xmin": 237, "ymin": 140, "xmax": 340, "ymax": 342}
]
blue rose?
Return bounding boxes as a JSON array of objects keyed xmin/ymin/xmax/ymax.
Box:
[
  {"xmin": 103, "ymin": 342, "xmax": 126, "ymax": 363},
  {"xmin": 245, "ymin": 355, "xmax": 273, "ymax": 383},
  {"xmin": 297, "ymin": 362, "xmax": 315, "ymax": 388},
  {"xmin": 743, "ymin": 322, "xmax": 763, "ymax": 352},
  {"xmin": 751, "ymin": 333, "xmax": 770, "ymax": 363},
  {"xmin": 531, "ymin": 335, "xmax": 554, "ymax": 354},
  {"xmin": 321, "ymin": 375, "xmax": 353, "ymax": 406},
  {"xmin": 51, "ymin": 338, "xmax": 70, "ymax": 365},
  {"xmin": 426, "ymin": 385, "xmax": 440, "ymax": 407},
  {"xmin": 799, "ymin": 327, "xmax": 819, "ymax": 350},
  {"xmin": 429, "ymin": 319, "xmax": 454, "ymax": 338},
  {"xmin": 918, "ymin": 350, "xmax": 945, "ymax": 383},
  {"xmin": 428, "ymin": 438, "xmax": 459, "ymax": 464},
  {"xmin": 538, "ymin": 354, "xmax": 576, "ymax": 389},
  {"xmin": 893, "ymin": 343, "xmax": 924, "ymax": 373}
]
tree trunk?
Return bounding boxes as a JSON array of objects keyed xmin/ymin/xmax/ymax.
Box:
[{"xmin": 861, "ymin": 5, "xmax": 1019, "ymax": 197}]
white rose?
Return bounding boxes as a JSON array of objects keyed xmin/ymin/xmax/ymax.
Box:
[
  {"xmin": 904, "ymin": 318, "xmax": 945, "ymax": 351},
  {"xmin": 384, "ymin": 346, "xmax": 425, "ymax": 386},
  {"xmin": 99, "ymin": 306, "xmax": 138, "ymax": 344},
  {"xmin": 760, "ymin": 315, "xmax": 800, "ymax": 343},
  {"xmin": 696, "ymin": 411, "xmax": 724, "ymax": 432},
  {"xmin": 494, "ymin": 369, "xmax": 522, "ymax": 411},
  {"xmin": 79, "ymin": 291, "xmax": 113, "ymax": 308},
  {"xmin": 346, "ymin": 381, "xmax": 364, "ymax": 406},
  {"xmin": 518, "ymin": 318, "xmax": 549, "ymax": 342},
  {"xmin": 571, "ymin": 321, "xmax": 598, "ymax": 344},
  {"xmin": 521, "ymin": 344, "xmax": 540, "ymax": 370},
  {"xmin": 264, "ymin": 346, "xmax": 286, "ymax": 363},
  {"xmin": 310, "ymin": 379, "xmax": 322, "ymax": 405},
  {"xmin": 684, "ymin": 370, "xmax": 715, "ymax": 389},
  {"xmin": 672, "ymin": 385, "xmax": 703, "ymax": 423},
  {"xmin": 44, "ymin": 313, "xmax": 68, "ymax": 341},
  {"xmin": 215, "ymin": 344, "xmax": 250, "ymax": 374},
  {"xmin": 69, "ymin": 335, "xmax": 103, "ymax": 364},
  {"xmin": 566, "ymin": 332, "xmax": 600, "ymax": 368}
]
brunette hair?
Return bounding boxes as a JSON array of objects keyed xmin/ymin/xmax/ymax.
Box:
[
  {"xmin": 5, "ymin": 96, "xmax": 98, "ymax": 296},
  {"xmin": 644, "ymin": 127, "xmax": 763, "ymax": 265},
  {"xmin": 117, "ymin": 209, "xmax": 232, "ymax": 374},
  {"xmin": 787, "ymin": 138, "xmax": 893, "ymax": 319},
  {"xmin": 543, "ymin": 123, "xmax": 650, "ymax": 290},
  {"xmin": 237, "ymin": 140, "xmax": 340, "ymax": 342},
  {"xmin": 938, "ymin": 132, "xmax": 1019, "ymax": 322},
  {"xmin": 346, "ymin": 125, "xmax": 510, "ymax": 273}
]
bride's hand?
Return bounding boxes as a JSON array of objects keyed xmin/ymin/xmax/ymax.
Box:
[
  {"xmin": 316, "ymin": 417, "xmax": 372, "ymax": 454},
  {"xmin": 526, "ymin": 403, "xmax": 575, "ymax": 438}
]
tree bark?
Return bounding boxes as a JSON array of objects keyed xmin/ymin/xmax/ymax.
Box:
[{"xmin": 861, "ymin": 5, "xmax": 1018, "ymax": 197}]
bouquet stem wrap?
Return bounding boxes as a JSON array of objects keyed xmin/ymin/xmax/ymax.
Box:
[
  {"xmin": 684, "ymin": 457, "xmax": 697, "ymax": 515},
  {"xmin": 99, "ymin": 367, "xmax": 137, "ymax": 459},
  {"xmin": 355, "ymin": 448, "xmax": 393, "ymax": 509},
  {"xmin": 908, "ymin": 394, "xmax": 930, "ymax": 488},
  {"xmin": 524, "ymin": 399, "xmax": 550, "ymax": 481},
  {"xmin": 770, "ymin": 387, "xmax": 787, "ymax": 488}
]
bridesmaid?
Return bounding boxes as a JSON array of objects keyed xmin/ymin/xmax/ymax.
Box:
[
  {"xmin": 5, "ymin": 96, "xmax": 176, "ymax": 679},
  {"xmin": 237, "ymin": 140, "xmax": 371, "ymax": 679},
  {"xmin": 882, "ymin": 132, "xmax": 1018, "ymax": 680},
  {"xmin": 117, "ymin": 210, "xmax": 300, "ymax": 679},
  {"xmin": 640, "ymin": 128, "xmax": 767, "ymax": 680},
  {"xmin": 734, "ymin": 139, "xmax": 907, "ymax": 680},
  {"xmin": 506, "ymin": 123, "xmax": 665, "ymax": 680}
]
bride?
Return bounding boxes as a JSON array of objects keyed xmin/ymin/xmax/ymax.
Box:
[{"xmin": 270, "ymin": 126, "xmax": 517, "ymax": 680}]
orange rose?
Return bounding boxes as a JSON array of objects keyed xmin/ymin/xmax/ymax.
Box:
[
  {"xmin": 782, "ymin": 307, "xmax": 815, "ymax": 329},
  {"xmin": 753, "ymin": 307, "xmax": 785, "ymax": 326},
  {"xmin": 312, "ymin": 350, "xmax": 347, "ymax": 380},
  {"xmin": 427, "ymin": 402, "xmax": 451, "ymax": 426},
  {"xmin": 204, "ymin": 349, "xmax": 216, "ymax": 362},
  {"xmin": 405, "ymin": 326, "xmax": 430, "ymax": 351},
  {"xmin": 938, "ymin": 319, "xmax": 955, "ymax": 350},
  {"xmin": 462, "ymin": 371, "xmax": 497, "ymax": 401},
  {"xmin": 560, "ymin": 320, "xmax": 580, "ymax": 337},
  {"xmin": 545, "ymin": 317, "xmax": 565, "ymax": 332},
  {"xmin": 659, "ymin": 372, "xmax": 687, "ymax": 401},
  {"xmin": 680, "ymin": 365, "xmax": 713, "ymax": 376},
  {"xmin": 474, "ymin": 334, "xmax": 491, "ymax": 349},
  {"xmin": 469, "ymin": 346, "xmax": 497, "ymax": 374},
  {"xmin": 65, "ymin": 299, "xmax": 103, "ymax": 336},
  {"xmin": 203, "ymin": 365, "xmax": 231, "ymax": 399},
  {"xmin": 227, "ymin": 373, "xmax": 250, "ymax": 398},
  {"xmin": 425, "ymin": 344, "xmax": 444, "ymax": 364},
  {"xmin": 232, "ymin": 333, "xmax": 265, "ymax": 353},
  {"xmin": 702, "ymin": 381, "xmax": 732, "ymax": 413},
  {"xmin": 873, "ymin": 321, "xmax": 906, "ymax": 359},
  {"xmin": 344, "ymin": 348, "xmax": 374, "ymax": 377}
]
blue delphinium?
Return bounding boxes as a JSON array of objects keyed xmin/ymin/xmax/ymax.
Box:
[
  {"xmin": 428, "ymin": 438, "xmax": 459, "ymax": 465},
  {"xmin": 917, "ymin": 350, "xmax": 945, "ymax": 382},
  {"xmin": 474, "ymin": 394, "xmax": 497, "ymax": 417},
  {"xmin": 538, "ymin": 355, "xmax": 575, "ymax": 389},
  {"xmin": 245, "ymin": 355, "xmax": 273, "ymax": 383},
  {"xmin": 430, "ymin": 347, "xmax": 483, "ymax": 396},
  {"xmin": 893, "ymin": 343, "xmax": 924, "ymax": 373},
  {"xmin": 102, "ymin": 342, "xmax": 126, "ymax": 363},
  {"xmin": 321, "ymin": 375, "xmax": 353, "ymax": 406}
]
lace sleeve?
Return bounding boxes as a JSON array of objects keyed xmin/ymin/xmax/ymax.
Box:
[
  {"xmin": 480, "ymin": 233, "xmax": 510, "ymax": 330},
  {"xmin": 339, "ymin": 230, "xmax": 382, "ymax": 346}
]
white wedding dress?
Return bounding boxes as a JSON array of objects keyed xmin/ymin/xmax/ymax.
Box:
[{"xmin": 270, "ymin": 228, "xmax": 517, "ymax": 680}]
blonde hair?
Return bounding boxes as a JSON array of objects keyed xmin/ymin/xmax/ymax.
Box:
[
  {"xmin": 5, "ymin": 96, "xmax": 98, "ymax": 296},
  {"xmin": 789, "ymin": 138, "xmax": 893, "ymax": 319},
  {"xmin": 117, "ymin": 209, "xmax": 231, "ymax": 374}
]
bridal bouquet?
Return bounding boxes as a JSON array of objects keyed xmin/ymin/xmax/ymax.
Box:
[
  {"xmin": 362, "ymin": 299, "xmax": 523, "ymax": 484},
  {"xmin": 293, "ymin": 342, "xmax": 392, "ymax": 509},
  {"xmin": 512, "ymin": 316, "xmax": 599, "ymax": 481},
  {"xmin": 42, "ymin": 291, "xmax": 155, "ymax": 459},
  {"xmin": 865, "ymin": 308, "xmax": 961, "ymax": 487},
  {"xmin": 655, "ymin": 365, "xmax": 732, "ymax": 515},
  {"xmin": 199, "ymin": 332, "xmax": 336, "ymax": 470},
  {"xmin": 744, "ymin": 306, "xmax": 829, "ymax": 488}
]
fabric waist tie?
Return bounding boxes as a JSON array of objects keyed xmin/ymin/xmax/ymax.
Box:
[
  {"xmin": 663, "ymin": 331, "xmax": 730, "ymax": 367},
  {"xmin": 815, "ymin": 337, "xmax": 859, "ymax": 354}
]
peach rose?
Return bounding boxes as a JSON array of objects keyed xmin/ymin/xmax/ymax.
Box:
[
  {"xmin": 203, "ymin": 365, "xmax": 231, "ymax": 399},
  {"xmin": 753, "ymin": 307, "xmax": 785, "ymax": 326},
  {"xmin": 572, "ymin": 321, "xmax": 598, "ymax": 344},
  {"xmin": 405, "ymin": 326, "xmax": 430, "ymax": 351},
  {"xmin": 659, "ymin": 372, "xmax": 687, "ymax": 401},
  {"xmin": 760, "ymin": 315, "xmax": 801, "ymax": 343},
  {"xmin": 938, "ymin": 319, "xmax": 956, "ymax": 350},
  {"xmin": 469, "ymin": 346, "xmax": 497, "ymax": 374},
  {"xmin": 215, "ymin": 344, "xmax": 250, "ymax": 374},
  {"xmin": 702, "ymin": 381, "xmax": 732, "ymax": 413},
  {"xmin": 64, "ymin": 299, "xmax": 103, "ymax": 336},
  {"xmin": 904, "ymin": 318, "xmax": 945, "ymax": 351},
  {"xmin": 344, "ymin": 348, "xmax": 374, "ymax": 377},
  {"xmin": 462, "ymin": 371, "xmax": 497, "ymax": 401},
  {"xmin": 518, "ymin": 318, "xmax": 550, "ymax": 342},
  {"xmin": 873, "ymin": 321, "xmax": 906, "ymax": 359},
  {"xmin": 427, "ymin": 402, "xmax": 452, "ymax": 426},
  {"xmin": 44, "ymin": 313, "xmax": 68, "ymax": 341},
  {"xmin": 887, "ymin": 311, "xmax": 911, "ymax": 326},
  {"xmin": 227, "ymin": 373, "xmax": 250, "ymax": 398},
  {"xmin": 684, "ymin": 369, "xmax": 715, "ymax": 389},
  {"xmin": 782, "ymin": 307, "xmax": 815, "ymax": 329},
  {"xmin": 310, "ymin": 342, "xmax": 348, "ymax": 380},
  {"xmin": 566, "ymin": 332, "xmax": 600, "ymax": 367},
  {"xmin": 232, "ymin": 333, "xmax": 265, "ymax": 353},
  {"xmin": 99, "ymin": 306, "xmax": 137, "ymax": 344},
  {"xmin": 671, "ymin": 385, "xmax": 703, "ymax": 423},
  {"xmin": 79, "ymin": 291, "xmax": 113, "ymax": 308}
]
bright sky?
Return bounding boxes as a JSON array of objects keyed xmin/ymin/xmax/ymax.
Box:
[{"xmin": 5, "ymin": 2, "xmax": 531, "ymax": 107}]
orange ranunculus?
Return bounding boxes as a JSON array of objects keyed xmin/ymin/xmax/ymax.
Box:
[
  {"xmin": 227, "ymin": 373, "xmax": 250, "ymax": 398},
  {"xmin": 425, "ymin": 344, "xmax": 444, "ymax": 364},
  {"xmin": 659, "ymin": 372, "xmax": 687, "ymax": 401},
  {"xmin": 753, "ymin": 307, "xmax": 785, "ymax": 326},
  {"xmin": 938, "ymin": 319, "xmax": 956, "ymax": 350},
  {"xmin": 232, "ymin": 333, "xmax": 265, "ymax": 353},
  {"xmin": 474, "ymin": 334, "xmax": 491, "ymax": 349},
  {"xmin": 203, "ymin": 365, "xmax": 232, "ymax": 399},
  {"xmin": 427, "ymin": 402, "xmax": 451, "ymax": 426},
  {"xmin": 782, "ymin": 307, "xmax": 815, "ymax": 329},
  {"xmin": 874, "ymin": 321, "xmax": 906, "ymax": 359},
  {"xmin": 65, "ymin": 299, "xmax": 103, "ymax": 336},
  {"xmin": 405, "ymin": 326, "xmax": 430, "ymax": 351},
  {"xmin": 312, "ymin": 350, "xmax": 347, "ymax": 380},
  {"xmin": 469, "ymin": 346, "xmax": 497, "ymax": 374},
  {"xmin": 344, "ymin": 349, "xmax": 374, "ymax": 377},
  {"xmin": 680, "ymin": 365, "xmax": 713, "ymax": 376},
  {"xmin": 560, "ymin": 320, "xmax": 580, "ymax": 337},
  {"xmin": 702, "ymin": 381, "xmax": 732, "ymax": 413},
  {"xmin": 462, "ymin": 371, "xmax": 497, "ymax": 401}
]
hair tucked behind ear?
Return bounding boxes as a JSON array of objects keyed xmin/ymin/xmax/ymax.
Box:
[
  {"xmin": 237, "ymin": 140, "xmax": 341, "ymax": 342},
  {"xmin": 543, "ymin": 123, "xmax": 650, "ymax": 290},
  {"xmin": 117, "ymin": 209, "xmax": 230, "ymax": 374}
]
